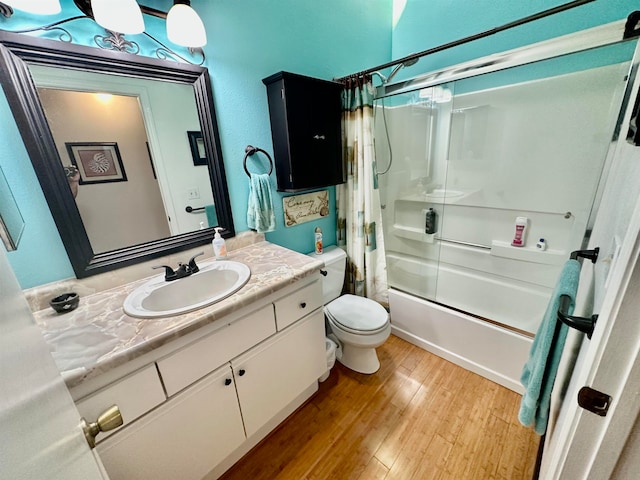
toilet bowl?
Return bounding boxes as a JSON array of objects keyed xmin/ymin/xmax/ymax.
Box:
[
  {"xmin": 325, "ymin": 294, "xmax": 391, "ymax": 374},
  {"xmin": 309, "ymin": 246, "xmax": 391, "ymax": 374}
]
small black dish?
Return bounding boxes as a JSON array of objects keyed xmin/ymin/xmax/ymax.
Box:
[{"xmin": 49, "ymin": 292, "xmax": 80, "ymax": 314}]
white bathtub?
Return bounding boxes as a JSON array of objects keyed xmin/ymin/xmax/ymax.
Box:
[
  {"xmin": 389, "ymin": 288, "xmax": 531, "ymax": 393},
  {"xmin": 386, "ymin": 246, "xmax": 543, "ymax": 393}
]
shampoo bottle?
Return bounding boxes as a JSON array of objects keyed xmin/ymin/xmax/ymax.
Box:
[
  {"xmin": 425, "ymin": 208, "xmax": 437, "ymax": 234},
  {"xmin": 511, "ymin": 217, "xmax": 528, "ymax": 247},
  {"xmin": 212, "ymin": 227, "xmax": 228, "ymax": 259}
]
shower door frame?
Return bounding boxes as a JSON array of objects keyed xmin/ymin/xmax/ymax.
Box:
[{"xmin": 377, "ymin": 19, "xmax": 633, "ymax": 100}]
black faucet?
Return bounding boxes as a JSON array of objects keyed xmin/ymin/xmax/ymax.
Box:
[{"xmin": 152, "ymin": 252, "xmax": 204, "ymax": 282}]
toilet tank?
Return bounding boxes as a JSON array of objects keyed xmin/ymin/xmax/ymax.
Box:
[{"xmin": 308, "ymin": 245, "xmax": 346, "ymax": 304}]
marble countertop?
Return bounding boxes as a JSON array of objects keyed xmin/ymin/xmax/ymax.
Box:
[{"xmin": 33, "ymin": 241, "xmax": 323, "ymax": 389}]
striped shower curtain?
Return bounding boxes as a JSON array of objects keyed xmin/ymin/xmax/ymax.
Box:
[{"xmin": 336, "ymin": 75, "xmax": 388, "ymax": 304}]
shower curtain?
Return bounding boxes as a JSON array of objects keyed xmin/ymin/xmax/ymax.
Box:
[{"xmin": 337, "ymin": 75, "xmax": 388, "ymax": 304}]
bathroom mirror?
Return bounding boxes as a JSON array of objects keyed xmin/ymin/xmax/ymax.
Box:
[{"xmin": 0, "ymin": 30, "xmax": 234, "ymax": 278}]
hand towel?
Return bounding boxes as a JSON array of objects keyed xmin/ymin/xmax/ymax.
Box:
[
  {"xmin": 247, "ymin": 173, "xmax": 275, "ymax": 233},
  {"xmin": 204, "ymin": 204, "xmax": 218, "ymax": 228},
  {"xmin": 518, "ymin": 258, "xmax": 581, "ymax": 435}
]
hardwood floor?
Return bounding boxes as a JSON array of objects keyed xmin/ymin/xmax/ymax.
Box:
[{"xmin": 220, "ymin": 334, "xmax": 540, "ymax": 480}]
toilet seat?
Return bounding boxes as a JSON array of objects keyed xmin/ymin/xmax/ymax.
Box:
[{"xmin": 325, "ymin": 294, "xmax": 389, "ymax": 335}]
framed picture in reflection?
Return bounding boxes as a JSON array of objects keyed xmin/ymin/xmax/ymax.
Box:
[
  {"xmin": 187, "ymin": 131, "xmax": 207, "ymax": 166},
  {"xmin": 65, "ymin": 142, "xmax": 127, "ymax": 185}
]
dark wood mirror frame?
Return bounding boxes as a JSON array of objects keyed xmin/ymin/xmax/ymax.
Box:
[{"xmin": 0, "ymin": 30, "xmax": 235, "ymax": 278}]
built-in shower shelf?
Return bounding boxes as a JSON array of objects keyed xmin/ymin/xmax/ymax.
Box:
[
  {"xmin": 392, "ymin": 225, "xmax": 436, "ymax": 243},
  {"xmin": 490, "ymin": 240, "xmax": 566, "ymax": 265}
]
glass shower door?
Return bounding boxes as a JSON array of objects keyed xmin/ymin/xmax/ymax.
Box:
[
  {"xmin": 377, "ymin": 39, "xmax": 635, "ymax": 333},
  {"xmin": 437, "ymin": 43, "xmax": 633, "ymax": 332},
  {"xmin": 375, "ymin": 83, "xmax": 455, "ymax": 302}
]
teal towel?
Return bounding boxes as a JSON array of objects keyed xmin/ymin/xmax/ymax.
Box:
[
  {"xmin": 247, "ymin": 173, "xmax": 275, "ymax": 233},
  {"xmin": 204, "ymin": 204, "xmax": 218, "ymax": 228},
  {"xmin": 518, "ymin": 259, "xmax": 581, "ymax": 435}
]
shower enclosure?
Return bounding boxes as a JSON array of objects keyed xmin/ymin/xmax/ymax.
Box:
[{"xmin": 375, "ymin": 22, "xmax": 638, "ymax": 391}]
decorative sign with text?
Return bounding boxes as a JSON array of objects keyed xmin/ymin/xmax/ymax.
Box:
[{"xmin": 283, "ymin": 190, "xmax": 329, "ymax": 227}]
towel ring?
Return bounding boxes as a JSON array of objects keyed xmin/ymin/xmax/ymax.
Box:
[{"xmin": 243, "ymin": 145, "xmax": 273, "ymax": 177}]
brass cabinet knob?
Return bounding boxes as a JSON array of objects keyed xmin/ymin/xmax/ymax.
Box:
[{"xmin": 81, "ymin": 404, "xmax": 124, "ymax": 449}]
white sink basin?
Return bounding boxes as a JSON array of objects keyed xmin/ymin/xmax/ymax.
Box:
[{"xmin": 123, "ymin": 260, "xmax": 251, "ymax": 318}]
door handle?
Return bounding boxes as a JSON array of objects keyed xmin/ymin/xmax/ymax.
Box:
[
  {"xmin": 577, "ymin": 386, "xmax": 612, "ymax": 417},
  {"xmin": 81, "ymin": 404, "xmax": 123, "ymax": 449}
]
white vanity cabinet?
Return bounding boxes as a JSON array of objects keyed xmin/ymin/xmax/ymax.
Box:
[
  {"xmin": 74, "ymin": 275, "xmax": 326, "ymax": 480},
  {"xmin": 97, "ymin": 364, "xmax": 245, "ymax": 480},
  {"xmin": 233, "ymin": 309, "xmax": 325, "ymax": 438}
]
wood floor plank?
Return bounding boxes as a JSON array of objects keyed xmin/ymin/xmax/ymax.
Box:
[
  {"xmin": 374, "ymin": 363, "xmax": 452, "ymax": 468},
  {"xmin": 357, "ymin": 457, "xmax": 389, "ymax": 480},
  {"xmin": 219, "ymin": 334, "xmax": 540, "ymax": 480},
  {"xmin": 306, "ymin": 354, "xmax": 414, "ymax": 479},
  {"xmin": 383, "ymin": 385, "xmax": 452, "ymax": 479},
  {"xmin": 409, "ymin": 434, "xmax": 453, "ymax": 480}
]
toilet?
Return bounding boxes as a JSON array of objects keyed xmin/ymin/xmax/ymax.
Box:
[{"xmin": 310, "ymin": 246, "xmax": 391, "ymax": 374}]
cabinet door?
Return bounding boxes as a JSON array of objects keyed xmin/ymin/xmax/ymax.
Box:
[
  {"xmin": 97, "ymin": 364, "xmax": 244, "ymax": 480},
  {"xmin": 284, "ymin": 79, "xmax": 342, "ymax": 190},
  {"xmin": 76, "ymin": 364, "xmax": 166, "ymax": 441},
  {"xmin": 233, "ymin": 310, "xmax": 326, "ymax": 438},
  {"xmin": 263, "ymin": 72, "xmax": 343, "ymax": 191}
]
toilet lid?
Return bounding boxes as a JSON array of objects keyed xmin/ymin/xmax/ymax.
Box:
[{"xmin": 325, "ymin": 294, "xmax": 389, "ymax": 333}]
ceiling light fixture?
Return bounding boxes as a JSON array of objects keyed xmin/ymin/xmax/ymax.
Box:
[
  {"xmin": 2, "ymin": 0, "xmax": 207, "ymax": 48},
  {"xmin": 166, "ymin": 0, "xmax": 206, "ymax": 47},
  {"xmin": 91, "ymin": 0, "xmax": 144, "ymax": 35},
  {"xmin": 0, "ymin": 0, "xmax": 208, "ymax": 61}
]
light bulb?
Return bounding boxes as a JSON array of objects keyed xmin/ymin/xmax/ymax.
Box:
[
  {"xmin": 4, "ymin": 0, "xmax": 62, "ymax": 15},
  {"xmin": 166, "ymin": 1, "xmax": 207, "ymax": 47},
  {"xmin": 92, "ymin": 0, "xmax": 144, "ymax": 35}
]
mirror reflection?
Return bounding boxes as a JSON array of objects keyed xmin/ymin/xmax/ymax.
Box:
[{"xmin": 32, "ymin": 65, "xmax": 218, "ymax": 254}]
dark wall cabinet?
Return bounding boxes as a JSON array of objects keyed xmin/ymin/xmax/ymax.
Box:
[{"xmin": 262, "ymin": 72, "xmax": 344, "ymax": 192}]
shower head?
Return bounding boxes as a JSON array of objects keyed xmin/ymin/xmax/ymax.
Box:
[
  {"xmin": 386, "ymin": 57, "xmax": 420, "ymax": 84},
  {"xmin": 371, "ymin": 71, "xmax": 388, "ymax": 84}
]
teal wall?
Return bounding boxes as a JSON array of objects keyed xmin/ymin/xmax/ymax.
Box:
[
  {"xmin": 0, "ymin": 0, "xmax": 391, "ymax": 288},
  {"xmin": 194, "ymin": 0, "xmax": 392, "ymax": 254},
  {"xmin": 2, "ymin": 0, "xmax": 638, "ymax": 288}
]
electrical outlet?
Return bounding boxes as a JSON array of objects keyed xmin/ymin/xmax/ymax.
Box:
[{"xmin": 187, "ymin": 187, "xmax": 200, "ymax": 200}]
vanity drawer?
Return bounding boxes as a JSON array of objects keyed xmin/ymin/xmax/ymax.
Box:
[
  {"xmin": 157, "ymin": 304, "xmax": 276, "ymax": 396},
  {"xmin": 75, "ymin": 364, "xmax": 165, "ymax": 441},
  {"xmin": 274, "ymin": 279, "xmax": 323, "ymax": 330}
]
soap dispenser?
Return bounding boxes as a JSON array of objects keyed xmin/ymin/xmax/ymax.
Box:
[{"xmin": 212, "ymin": 227, "xmax": 228, "ymax": 260}]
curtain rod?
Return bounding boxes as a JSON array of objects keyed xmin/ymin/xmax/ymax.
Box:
[{"xmin": 335, "ymin": 0, "xmax": 596, "ymax": 82}]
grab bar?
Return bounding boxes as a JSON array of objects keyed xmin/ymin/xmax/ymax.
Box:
[
  {"xmin": 434, "ymin": 236, "xmax": 491, "ymax": 250},
  {"xmin": 557, "ymin": 248, "xmax": 599, "ymax": 339},
  {"xmin": 185, "ymin": 206, "xmax": 205, "ymax": 213}
]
